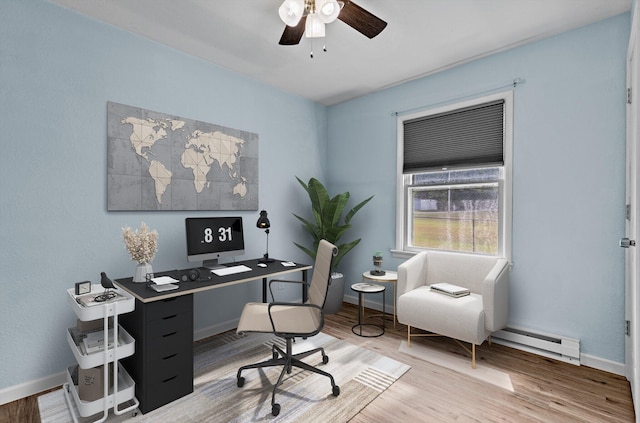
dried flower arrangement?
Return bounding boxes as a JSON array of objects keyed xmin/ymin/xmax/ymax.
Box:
[{"xmin": 122, "ymin": 222, "xmax": 158, "ymax": 264}]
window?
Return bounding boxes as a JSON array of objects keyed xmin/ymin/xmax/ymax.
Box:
[{"xmin": 395, "ymin": 92, "xmax": 513, "ymax": 259}]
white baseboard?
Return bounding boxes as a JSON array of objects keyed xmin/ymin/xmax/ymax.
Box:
[
  {"xmin": 580, "ymin": 352, "xmax": 626, "ymax": 376},
  {"xmin": 0, "ymin": 371, "xmax": 65, "ymax": 406}
]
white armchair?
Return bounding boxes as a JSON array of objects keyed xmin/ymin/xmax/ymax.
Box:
[{"xmin": 397, "ymin": 250, "xmax": 509, "ymax": 368}]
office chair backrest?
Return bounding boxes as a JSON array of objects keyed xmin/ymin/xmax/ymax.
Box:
[{"xmin": 306, "ymin": 239, "xmax": 338, "ymax": 309}]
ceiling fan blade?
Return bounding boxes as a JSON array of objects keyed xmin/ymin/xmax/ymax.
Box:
[
  {"xmin": 338, "ymin": 1, "xmax": 387, "ymax": 39},
  {"xmin": 279, "ymin": 16, "xmax": 307, "ymax": 45}
]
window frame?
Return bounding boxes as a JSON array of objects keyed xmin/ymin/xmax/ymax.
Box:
[{"xmin": 394, "ymin": 91, "xmax": 513, "ymax": 261}]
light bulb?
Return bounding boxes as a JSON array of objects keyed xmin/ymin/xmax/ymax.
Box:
[
  {"xmin": 278, "ymin": 0, "xmax": 304, "ymax": 27},
  {"xmin": 317, "ymin": 0, "xmax": 340, "ymax": 24},
  {"xmin": 305, "ymin": 13, "xmax": 326, "ymax": 38}
]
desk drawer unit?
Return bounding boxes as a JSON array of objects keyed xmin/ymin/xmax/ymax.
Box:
[{"xmin": 120, "ymin": 294, "xmax": 194, "ymax": 414}]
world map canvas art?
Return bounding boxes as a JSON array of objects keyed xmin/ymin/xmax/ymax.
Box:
[{"xmin": 107, "ymin": 102, "xmax": 258, "ymax": 211}]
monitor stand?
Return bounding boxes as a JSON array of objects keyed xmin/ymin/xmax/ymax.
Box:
[{"xmin": 202, "ymin": 259, "xmax": 227, "ymax": 270}]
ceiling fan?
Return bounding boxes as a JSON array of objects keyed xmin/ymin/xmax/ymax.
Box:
[{"xmin": 278, "ymin": 0, "xmax": 387, "ymax": 46}]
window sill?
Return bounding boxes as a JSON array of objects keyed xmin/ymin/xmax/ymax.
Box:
[{"xmin": 390, "ymin": 249, "xmax": 417, "ymax": 260}]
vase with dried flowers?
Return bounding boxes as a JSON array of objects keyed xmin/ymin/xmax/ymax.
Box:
[{"xmin": 122, "ymin": 222, "xmax": 158, "ymax": 283}]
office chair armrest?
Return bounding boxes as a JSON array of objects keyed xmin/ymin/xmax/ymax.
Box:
[
  {"xmin": 268, "ymin": 279, "xmax": 308, "ymax": 302},
  {"xmin": 267, "ymin": 302, "xmax": 323, "ymax": 337}
]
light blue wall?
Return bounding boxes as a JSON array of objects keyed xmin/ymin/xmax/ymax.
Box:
[
  {"xmin": 328, "ymin": 14, "xmax": 630, "ymax": 363},
  {"xmin": 0, "ymin": 0, "xmax": 631, "ymax": 395},
  {"xmin": 0, "ymin": 0, "xmax": 327, "ymax": 391}
]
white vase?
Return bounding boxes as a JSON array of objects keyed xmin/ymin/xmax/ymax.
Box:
[{"xmin": 133, "ymin": 262, "xmax": 153, "ymax": 283}]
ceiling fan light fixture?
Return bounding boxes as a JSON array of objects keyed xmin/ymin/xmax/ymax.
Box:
[
  {"xmin": 317, "ymin": 0, "xmax": 341, "ymax": 24},
  {"xmin": 305, "ymin": 13, "xmax": 325, "ymax": 38},
  {"xmin": 278, "ymin": 0, "xmax": 304, "ymax": 27}
]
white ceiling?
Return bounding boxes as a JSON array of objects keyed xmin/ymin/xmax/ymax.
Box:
[{"xmin": 50, "ymin": 0, "xmax": 631, "ymax": 106}]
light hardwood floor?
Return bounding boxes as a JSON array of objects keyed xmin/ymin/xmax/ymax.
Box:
[{"xmin": 1, "ymin": 303, "xmax": 635, "ymax": 422}]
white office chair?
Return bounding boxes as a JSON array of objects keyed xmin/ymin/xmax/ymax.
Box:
[{"xmin": 235, "ymin": 239, "xmax": 340, "ymax": 417}]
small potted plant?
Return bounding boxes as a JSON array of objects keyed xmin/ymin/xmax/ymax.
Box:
[
  {"xmin": 123, "ymin": 222, "xmax": 158, "ymax": 282},
  {"xmin": 371, "ymin": 251, "xmax": 385, "ymax": 276}
]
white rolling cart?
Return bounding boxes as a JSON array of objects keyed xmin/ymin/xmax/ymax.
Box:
[{"xmin": 63, "ymin": 285, "xmax": 139, "ymax": 422}]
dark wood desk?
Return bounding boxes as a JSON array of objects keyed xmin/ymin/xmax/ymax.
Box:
[{"xmin": 115, "ymin": 259, "xmax": 311, "ymax": 414}]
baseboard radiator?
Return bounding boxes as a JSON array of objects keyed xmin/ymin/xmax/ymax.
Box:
[{"xmin": 492, "ymin": 326, "xmax": 580, "ymax": 365}]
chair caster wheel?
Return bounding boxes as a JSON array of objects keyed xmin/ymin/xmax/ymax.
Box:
[
  {"xmin": 272, "ymin": 403, "xmax": 281, "ymax": 416},
  {"xmin": 322, "ymin": 355, "xmax": 329, "ymax": 364},
  {"xmin": 273, "ymin": 351, "xmax": 279, "ymax": 359},
  {"xmin": 333, "ymin": 385, "xmax": 340, "ymax": 396},
  {"xmin": 237, "ymin": 377, "xmax": 245, "ymax": 387}
]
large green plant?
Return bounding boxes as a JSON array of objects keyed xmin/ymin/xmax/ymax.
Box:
[{"xmin": 293, "ymin": 177, "xmax": 374, "ymax": 271}]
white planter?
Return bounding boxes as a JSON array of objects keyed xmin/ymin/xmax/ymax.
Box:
[
  {"xmin": 133, "ymin": 262, "xmax": 153, "ymax": 283},
  {"xmin": 324, "ymin": 272, "xmax": 344, "ymax": 315}
]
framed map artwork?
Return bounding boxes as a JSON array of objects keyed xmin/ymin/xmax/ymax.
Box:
[{"xmin": 107, "ymin": 102, "xmax": 258, "ymax": 211}]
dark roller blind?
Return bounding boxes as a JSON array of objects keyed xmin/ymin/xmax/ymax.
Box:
[{"xmin": 403, "ymin": 100, "xmax": 505, "ymax": 173}]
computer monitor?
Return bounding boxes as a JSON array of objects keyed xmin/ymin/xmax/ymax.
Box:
[{"xmin": 185, "ymin": 217, "xmax": 245, "ymax": 269}]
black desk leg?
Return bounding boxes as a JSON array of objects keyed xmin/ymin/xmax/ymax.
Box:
[
  {"xmin": 302, "ymin": 269, "xmax": 309, "ymax": 303},
  {"xmin": 262, "ymin": 277, "xmax": 267, "ymax": 302},
  {"xmin": 262, "ymin": 269, "xmax": 308, "ymax": 303}
]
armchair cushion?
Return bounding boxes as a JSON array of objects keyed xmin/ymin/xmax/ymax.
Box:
[{"xmin": 399, "ymin": 287, "xmax": 486, "ymax": 344}]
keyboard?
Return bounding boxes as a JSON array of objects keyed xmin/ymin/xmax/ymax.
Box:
[{"xmin": 212, "ymin": 265, "xmax": 252, "ymax": 277}]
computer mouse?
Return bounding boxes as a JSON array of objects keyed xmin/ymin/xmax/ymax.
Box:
[{"xmin": 257, "ymin": 263, "xmax": 267, "ymax": 268}]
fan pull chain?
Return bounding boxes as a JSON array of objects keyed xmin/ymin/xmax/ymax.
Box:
[{"xmin": 308, "ymin": 39, "xmax": 329, "ymax": 59}]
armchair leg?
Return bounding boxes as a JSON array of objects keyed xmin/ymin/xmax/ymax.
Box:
[
  {"xmin": 407, "ymin": 325, "xmax": 411, "ymax": 347},
  {"xmin": 472, "ymin": 343, "xmax": 476, "ymax": 369}
]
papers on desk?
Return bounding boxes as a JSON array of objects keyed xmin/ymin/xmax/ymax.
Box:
[
  {"xmin": 151, "ymin": 276, "xmax": 179, "ymax": 285},
  {"xmin": 150, "ymin": 283, "xmax": 179, "ymax": 292},
  {"xmin": 148, "ymin": 275, "xmax": 179, "ymax": 292},
  {"xmin": 281, "ymin": 262, "xmax": 296, "ymax": 267}
]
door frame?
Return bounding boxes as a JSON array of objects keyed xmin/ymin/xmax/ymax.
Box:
[{"xmin": 626, "ymin": 1, "xmax": 640, "ymax": 415}]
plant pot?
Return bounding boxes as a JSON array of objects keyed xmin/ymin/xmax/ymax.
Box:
[
  {"xmin": 133, "ymin": 263, "xmax": 153, "ymax": 283},
  {"xmin": 324, "ymin": 272, "xmax": 344, "ymax": 315}
]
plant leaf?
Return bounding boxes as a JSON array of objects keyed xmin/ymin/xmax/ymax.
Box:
[
  {"xmin": 293, "ymin": 242, "xmax": 316, "ymax": 261},
  {"xmin": 345, "ymin": 195, "xmax": 374, "ymax": 224},
  {"xmin": 308, "ymin": 178, "xmax": 330, "ymax": 230},
  {"xmin": 333, "ymin": 238, "xmax": 362, "ymax": 269}
]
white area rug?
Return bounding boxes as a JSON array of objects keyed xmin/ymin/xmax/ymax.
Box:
[
  {"xmin": 38, "ymin": 332, "xmax": 410, "ymax": 422},
  {"xmin": 398, "ymin": 340, "xmax": 514, "ymax": 392}
]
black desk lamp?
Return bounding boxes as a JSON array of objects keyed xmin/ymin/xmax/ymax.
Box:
[{"xmin": 257, "ymin": 210, "xmax": 275, "ymax": 263}]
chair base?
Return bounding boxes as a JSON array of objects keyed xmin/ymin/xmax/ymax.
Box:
[
  {"xmin": 236, "ymin": 337, "xmax": 340, "ymax": 416},
  {"xmin": 407, "ymin": 325, "xmax": 479, "ymax": 369}
]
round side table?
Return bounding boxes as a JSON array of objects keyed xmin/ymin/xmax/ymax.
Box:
[
  {"xmin": 351, "ymin": 283, "xmax": 386, "ymax": 337},
  {"xmin": 362, "ymin": 270, "xmax": 398, "ymax": 328}
]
